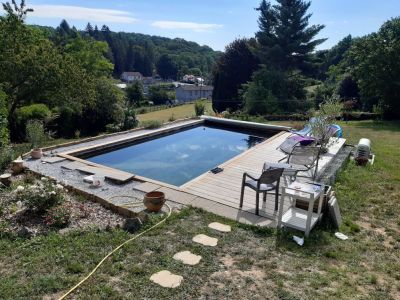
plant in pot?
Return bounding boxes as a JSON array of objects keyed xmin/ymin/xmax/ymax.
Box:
[
  {"xmin": 309, "ymin": 97, "xmax": 343, "ymax": 153},
  {"xmin": 26, "ymin": 120, "xmax": 45, "ymax": 159}
]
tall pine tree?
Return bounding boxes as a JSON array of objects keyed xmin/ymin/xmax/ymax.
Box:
[{"xmin": 256, "ymin": 0, "xmax": 326, "ymax": 74}]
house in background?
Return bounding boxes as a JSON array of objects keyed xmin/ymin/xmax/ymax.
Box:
[
  {"xmin": 182, "ymin": 74, "xmax": 205, "ymax": 84},
  {"xmin": 120, "ymin": 72, "xmax": 143, "ymax": 82},
  {"xmin": 176, "ymin": 85, "xmax": 213, "ymax": 103}
]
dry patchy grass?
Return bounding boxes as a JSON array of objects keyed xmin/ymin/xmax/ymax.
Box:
[{"xmin": 137, "ymin": 101, "xmax": 213, "ymax": 123}]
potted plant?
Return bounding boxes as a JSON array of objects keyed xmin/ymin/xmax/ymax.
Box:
[
  {"xmin": 309, "ymin": 97, "xmax": 343, "ymax": 152},
  {"xmin": 26, "ymin": 120, "xmax": 45, "ymax": 159},
  {"xmin": 143, "ymin": 191, "xmax": 166, "ymax": 213}
]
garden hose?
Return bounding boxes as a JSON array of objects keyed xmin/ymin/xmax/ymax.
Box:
[{"xmin": 58, "ymin": 196, "xmax": 172, "ymax": 300}]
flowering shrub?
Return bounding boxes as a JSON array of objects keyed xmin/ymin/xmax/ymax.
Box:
[
  {"xmin": 44, "ymin": 205, "xmax": 71, "ymax": 228},
  {"xmin": 15, "ymin": 178, "xmax": 65, "ymax": 213}
]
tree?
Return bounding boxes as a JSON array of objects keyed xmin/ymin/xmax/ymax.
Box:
[
  {"xmin": 82, "ymin": 78, "xmax": 125, "ymax": 134},
  {"xmin": 347, "ymin": 18, "xmax": 400, "ymax": 118},
  {"xmin": 337, "ymin": 74, "xmax": 359, "ymax": 100},
  {"xmin": 148, "ymin": 86, "xmax": 169, "ymax": 105},
  {"xmin": 85, "ymin": 22, "xmax": 94, "ymax": 36},
  {"xmin": 64, "ymin": 35, "xmax": 114, "ymax": 77},
  {"xmin": 242, "ymin": 67, "xmax": 284, "ymax": 115},
  {"xmin": 126, "ymin": 81, "xmax": 145, "ymax": 106},
  {"xmin": 256, "ymin": 0, "xmax": 326, "ymax": 74},
  {"xmin": 156, "ymin": 54, "xmax": 178, "ymax": 80},
  {"xmin": 212, "ymin": 38, "xmax": 259, "ymax": 112}
]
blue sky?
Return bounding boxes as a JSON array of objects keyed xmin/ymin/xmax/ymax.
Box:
[{"xmin": 8, "ymin": 0, "xmax": 400, "ymax": 51}]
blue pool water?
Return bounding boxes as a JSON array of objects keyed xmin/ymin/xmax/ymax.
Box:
[{"xmin": 86, "ymin": 125, "xmax": 269, "ymax": 186}]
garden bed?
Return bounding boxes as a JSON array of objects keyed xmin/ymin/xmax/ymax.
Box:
[{"xmin": 0, "ymin": 173, "xmax": 126, "ymax": 238}]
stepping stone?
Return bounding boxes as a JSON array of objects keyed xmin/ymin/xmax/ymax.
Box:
[
  {"xmin": 208, "ymin": 222, "xmax": 231, "ymax": 233},
  {"xmin": 150, "ymin": 270, "xmax": 183, "ymax": 288},
  {"xmin": 173, "ymin": 251, "xmax": 202, "ymax": 265},
  {"xmin": 192, "ymin": 234, "xmax": 218, "ymax": 247}
]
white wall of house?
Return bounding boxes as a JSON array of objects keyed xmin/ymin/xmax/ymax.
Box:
[{"xmin": 176, "ymin": 86, "xmax": 213, "ymax": 102}]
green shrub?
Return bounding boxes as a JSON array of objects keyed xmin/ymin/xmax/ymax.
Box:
[
  {"xmin": 17, "ymin": 104, "xmax": 51, "ymax": 123},
  {"xmin": 0, "ymin": 145, "xmax": 13, "ymax": 171},
  {"xmin": 105, "ymin": 123, "xmax": 121, "ymax": 133},
  {"xmin": 26, "ymin": 120, "xmax": 45, "ymax": 149},
  {"xmin": 141, "ymin": 120, "xmax": 162, "ymax": 129},
  {"xmin": 44, "ymin": 204, "xmax": 71, "ymax": 228},
  {"xmin": 122, "ymin": 107, "xmax": 138, "ymax": 130},
  {"xmin": 16, "ymin": 179, "xmax": 65, "ymax": 213},
  {"xmin": 194, "ymin": 100, "xmax": 206, "ymax": 116},
  {"xmin": 168, "ymin": 113, "xmax": 176, "ymax": 122}
]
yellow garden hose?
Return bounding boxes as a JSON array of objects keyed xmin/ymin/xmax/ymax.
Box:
[{"xmin": 58, "ymin": 196, "xmax": 172, "ymax": 300}]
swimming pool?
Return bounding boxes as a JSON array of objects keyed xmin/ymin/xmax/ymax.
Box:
[{"xmin": 85, "ymin": 125, "xmax": 272, "ymax": 186}]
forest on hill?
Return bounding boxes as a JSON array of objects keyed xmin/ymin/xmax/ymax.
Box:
[{"xmin": 35, "ymin": 21, "xmax": 221, "ymax": 80}]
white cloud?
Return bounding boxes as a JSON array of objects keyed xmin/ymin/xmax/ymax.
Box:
[
  {"xmin": 30, "ymin": 5, "xmax": 138, "ymax": 24},
  {"xmin": 151, "ymin": 21, "xmax": 223, "ymax": 32}
]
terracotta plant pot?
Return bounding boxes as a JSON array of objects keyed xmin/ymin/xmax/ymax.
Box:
[
  {"xmin": 143, "ymin": 191, "xmax": 166, "ymax": 213},
  {"xmin": 31, "ymin": 148, "xmax": 43, "ymax": 159}
]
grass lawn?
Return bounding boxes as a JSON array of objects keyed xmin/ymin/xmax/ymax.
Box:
[
  {"xmin": 0, "ymin": 120, "xmax": 399, "ymax": 299},
  {"xmin": 137, "ymin": 101, "xmax": 213, "ymax": 123}
]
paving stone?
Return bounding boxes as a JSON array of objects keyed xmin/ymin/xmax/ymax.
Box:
[
  {"xmin": 208, "ymin": 222, "xmax": 231, "ymax": 233},
  {"xmin": 149, "ymin": 270, "xmax": 183, "ymax": 288},
  {"xmin": 173, "ymin": 251, "xmax": 202, "ymax": 265},
  {"xmin": 190, "ymin": 197, "xmax": 217, "ymax": 211},
  {"xmin": 210, "ymin": 203, "xmax": 241, "ymax": 220},
  {"xmin": 192, "ymin": 234, "xmax": 218, "ymax": 247},
  {"xmin": 157, "ymin": 187, "xmax": 197, "ymax": 205},
  {"xmin": 134, "ymin": 182, "xmax": 161, "ymax": 193}
]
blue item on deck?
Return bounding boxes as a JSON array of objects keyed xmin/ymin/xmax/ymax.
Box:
[
  {"xmin": 331, "ymin": 124, "xmax": 343, "ymax": 138},
  {"xmin": 290, "ymin": 117, "xmax": 317, "ymax": 137}
]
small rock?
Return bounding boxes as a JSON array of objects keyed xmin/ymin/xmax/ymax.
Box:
[
  {"xmin": 17, "ymin": 226, "xmax": 32, "ymax": 238},
  {"xmin": 123, "ymin": 217, "xmax": 143, "ymax": 233}
]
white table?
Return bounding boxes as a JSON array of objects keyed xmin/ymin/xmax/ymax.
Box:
[{"xmin": 277, "ymin": 181, "xmax": 324, "ymax": 237}]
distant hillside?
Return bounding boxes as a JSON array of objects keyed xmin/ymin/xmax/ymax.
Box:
[{"xmin": 33, "ymin": 22, "xmax": 221, "ymax": 80}]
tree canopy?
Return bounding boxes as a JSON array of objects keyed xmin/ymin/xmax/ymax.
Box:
[
  {"xmin": 212, "ymin": 38, "xmax": 259, "ymax": 112},
  {"xmin": 346, "ymin": 18, "xmax": 400, "ymax": 118},
  {"xmin": 256, "ymin": 0, "xmax": 326, "ymax": 74}
]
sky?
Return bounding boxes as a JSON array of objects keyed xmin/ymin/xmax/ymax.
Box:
[{"xmin": 4, "ymin": 0, "xmax": 400, "ymax": 51}]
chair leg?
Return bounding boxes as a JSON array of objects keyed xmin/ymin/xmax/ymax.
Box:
[
  {"xmin": 256, "ymin": 192, "xmax": 260, "ymax": 215},
  {"xmin": 263, "ymin": 192, "xmax": 267, "ymax": 202},
  {"xmin": 275, "ymin": 187, "xmax": 279, "ymax": 211},
  {"xmin": 240, "ymin": 184, "xmax": 245, "ymax": 209}
]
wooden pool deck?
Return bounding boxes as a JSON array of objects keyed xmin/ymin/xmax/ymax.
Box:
[{"xmin": 135, "ymin": 131, "xmax": 346, "ymax": 227}]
